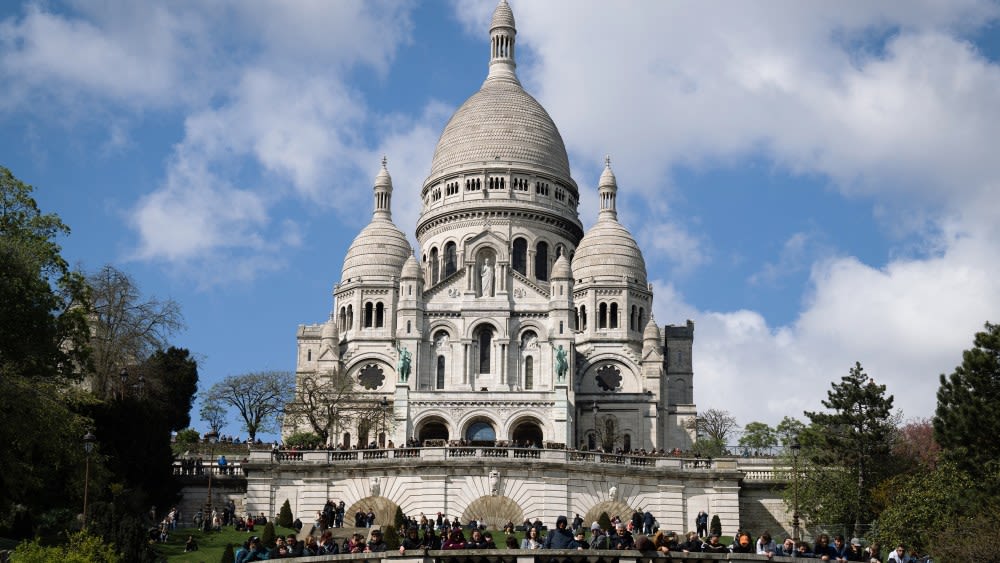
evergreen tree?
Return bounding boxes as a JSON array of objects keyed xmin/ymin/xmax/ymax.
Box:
[
  {"xmin": 261, "ymin": 521, "xmax": 277, "ymax": 548},
  {"xmin": 598, "ymin": 512, "xmax": 612, "ymax": 532},
  {"xmin": 278, "ymin": 499, "xmax": 293, "ymax": 528},
  {"xmin": 805, "ymin": 362, "xmax": 897, "ymax": 538},
  {"xmin": 934, "ymin": 322, "xmax": 1000, "ymax": 481},
  {"xmin": 220, "ymin": 543, "xmax": 235, "ymax": 563},
  {"xmin": 710, "ymin": 514, "xmax": 722, "ymax": 536}
]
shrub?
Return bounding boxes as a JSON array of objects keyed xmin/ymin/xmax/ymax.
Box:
[
  {"xmin": 261, "ymin": 521, "xmax": 276, "ymax": 548},
  {"xmin": 710, "ymin": 514, "xmax": 722, "ymax": 536},
  {"xmin": 285, "ymin": 431, "xmax": 322, "ymax": 449},
  {"xmin": 598, "ymin": 512, "xmax": 612, "ymax": 532},
  {"xmin": 175, "ymin": 428, "xmax": 200, "ymax": 444},
  {"xmin": 383, "ymin": 524, "xmax": 401, "ymax": 550},
  {"xmin": 278, "ymin": 500, "xmax": 293, "ymax": 528},
  {"xmin": 220, "ymin": 543, "xmax": 235, "ymax": 563}
]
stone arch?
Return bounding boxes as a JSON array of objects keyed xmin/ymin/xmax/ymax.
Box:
[
  {"xmin": 460, "ymin": 415, "xmax": 499, "ymax": 443},
  {"xmin": 415, "ymin": 415, "xmax": 451, "ymax": 443},
  {"xmin": 465, "ymin": 317, "xmax": 506, "ymax": 340},
  {"xmin": 508, "ymin": 416, "xmax": 544, "ymax": 446},
  {"xmin": 461, "ymin": 496, "xmax": 524, "ymax": 531},
  {"xmin": 584, "ymin": 500, "xmax": 639, "ymax": 530},
  {"xmin": 345, "ymin": 496, "xmax": 401, "ymax": 531}
]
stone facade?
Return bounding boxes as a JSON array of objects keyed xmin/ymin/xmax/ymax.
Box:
[{"xmin": 284, "ymin": 0, "xmax": 696, "ymax": 458}]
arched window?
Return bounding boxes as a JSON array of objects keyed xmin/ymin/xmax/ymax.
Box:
[
  {"xmin": 512, "ymin": 237, "xmax": 527, "ymax": 275},
  {"xmin": 599, "ymin": 303, "xmax": 608, "ymax": 329},
  {"xmin": 339, "ymin": 306, "xmax": 347, "ymax": 330},
  {"xmin": 535, "ymin": 241, "xmax": 549, "ymax": 281},
  {"xmin": 364, "ymin": 302, "xmax": 374, "ymax": 328},
  {"xmin": 430, "ymin": 247, "xmax": 440, "ymax": 285},
  {"xmin": 639, "ymin": 307, "xmax": 645, "ymax": 329},
  {"xmin": 610, "ymin": 303, "xmax": 619, "ymax": 329},
  {"xmin": 375, "ymin": 302, "xmax": 385, "ymax": 328},
  {"xmin": 444, "ymin": 242, "xmax": 457, "ymax": 277},
  {"xmin": 436, "ymin": 356, "xmax": 446, "ymax": 389},
  {"xmin": 574, "ymin": 307, "xmax": 580, "ymax": 330},
  {"xmin": 630, "ymin": 305, "xmax": 637, "ymax": 330},
  {"xmin": 347, "ymin": 305, "xmax": 353, "ymax": 330},
  {"xmin": 524, "ymin": 356, "xmax": 534, "ymax": 390},
  {"xmin": 623, "ymin": 434, "xmax": 632, "ymax": 453},
  {"xmin": 342, "ymin": 432, "xmax": 351, "ymax": 449},
  {"xmin": 587, "ymin": 432, "xmax": 596, "ymax": 450},
  {"xmin": 478, "ymin": 327, "xmax": 493, "ymax": 373},
  {"xmin": 580, "ymin": 305, "xmax": 588, "ymax": 330}
]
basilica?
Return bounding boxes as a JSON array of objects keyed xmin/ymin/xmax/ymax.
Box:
[{"xmin": 284, "ymin": 0, "xmax": 697, "ymax": 455}]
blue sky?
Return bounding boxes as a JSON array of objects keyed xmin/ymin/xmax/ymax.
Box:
[{"xmin": 3, "ymin": 0, "xmax": 999, "ymax": 441}]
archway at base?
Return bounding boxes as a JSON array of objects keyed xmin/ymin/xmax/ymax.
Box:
[
  {"xmin": 584, "ymin": 500, "xmax": 638, "ymax": 530},
  {"xmin": 417, "ymin": 417, "xmax": 449, "ymax": 443},
  {"xmin": 509, "ymin": 418, "xmax": 543, "ymax": 446},
  {"xmin": 461, "ymin": 495, "xmax": 524, "ymax": 531},
  {"xmin": 345, "ymin": 496, "xmax": 401, "ymax": 530}
]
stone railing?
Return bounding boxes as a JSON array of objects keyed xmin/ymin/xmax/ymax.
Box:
[
  {"xmin": 172, "ymin": 461, "xmax": 245, "ymax": 477},
  {"xmin": 245, "ymin": 446, "xmax": 763, "ymax": 474},
  {"xmin": 268, "ymin": 549, "xmax": 794, "ymax": 563}
]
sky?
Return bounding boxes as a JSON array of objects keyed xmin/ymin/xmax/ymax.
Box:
[{"xmin": 2, "ymin": 0, "xmax": 999, "ymax": 442}]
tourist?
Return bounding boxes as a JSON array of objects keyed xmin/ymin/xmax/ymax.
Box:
[
  {"xmin": 467, "ymin": 529, "xmax": 491, "ymax": 549},
  {"xmin": 521, "ymin": 527, "xmax": 542, "ymax": 549},
  {"xmin": 695, "ymin": 511, "xmax": 708, "ymax": 537},
  {"xmin": 442, "ymin": 528, "xmax": 467, "ymax": 550},
  {"xmin": 844, "ymin": 538, "xmax": 865, "ymax": 561},
  {"xmin": 505, "ymin": 536, "xmax": 519, "ymax": 549},
  {"xmin": 701, "ymin": 533, "xmax": 728, "ymax": 554},
  {"xmin": 400, "ymin": 527, "xmax": 422, "ymax": 553},
  {"xmin": 318, "ymin": 531, "xmax": 339, "ymax": 555},
  {"xmin": 543, "ymin": 515, "xmax": 575, "ymax": 549},
  {"xmin": 731, "ymin": 531, "xmax": 754, "ymax": 553},
  {"xmin": 814, "ymin": 533, "xmax": 836, "ymax": 560},
  {"xmin": 681, "ymin": 531, "xmax": 702, "ymax": 552},
  {"xmin": 422, "ymin": 527, "xmax": 441, "ymax": 549},
  {"xmin": 184, "ymin": 535, "xmax": 198, "ymax": 552},
  {"xmin": 610, "ymin": 522, "xmax": 635, "ymax": 550},
  {"xmin": 886, "ymin": 544, "xmax": 908, "ymax": 563},
  {"xmin": 345, "ymin": 533, "xmax": 365, "ymax": 553},
  {"xmin": 777, "ymin": 537, "xmax": 796, "ymax": 556},
  {"xmin": 235, "ymin": 536, "xmax": 268, "ymax": 563},
  {"xmin": 756, "ymin": 531, "xmax": 777, "ymax": 557},
  {"xmin": 795, "ymin": 541, "xmax": 815, "ymax": 558},
  {"xmin": 365, "ymin": 529, "xmax": 387, "ymax": 552},
  {"xmin": 866, "ymin": 542, "xmax": 883, "ymax": 563},
  {"xmin": 831, "ymin": 535, "xmax": 850, "ymax": 561}
]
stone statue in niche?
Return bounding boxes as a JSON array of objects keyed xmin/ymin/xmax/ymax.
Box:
[
  {"xmin": 370, "ymin": 476, "xmax": 381, "ymax": 497},
  {"xmin": 555, "ymin": 345, "xmax": 568, "ymax": 382},
  {"xmin": 609, "ymin": 484, "xmax": 617, "ymax": 501},
  {"xmin": 396, "ymin": 344, "xmax": 411, "ymax": 382},
  {"xmin": 480, "ymin": 258, "xmax": 494, "ymax": 297}
]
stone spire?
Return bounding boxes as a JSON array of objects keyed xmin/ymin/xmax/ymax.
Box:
[
  {"xmin": 598, "ymin": 155, "xmax": 618, "ymax": 221},
  {"xmin": 373, "ymin": 156, "xmax": 393, "ymax": 220},
  {"xmin": 487, "ymin": 0, "xmax": 518, "ymax": 83}
]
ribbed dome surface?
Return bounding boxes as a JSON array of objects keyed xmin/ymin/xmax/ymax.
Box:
[
  {"xmin": 550, "ymin": 254, "xmax": 571, "ymax": 280},
  {"xmin": 572, "ymin": 219, "xmax": 647, "ymax": 285},
  {"xmin": 427, "ymin": 79, "xmax": 572, "ymax": 180},
  {"xmin": 491, "ymin": 0, "xmax": 514, "ymax": 29},
  {"xmin": 401, "ymin": 254, "xmax": 421, "ymax": 279},
  {"xmin": 341, "ymin": 219, "xmax": 412, "ymax": 281}
]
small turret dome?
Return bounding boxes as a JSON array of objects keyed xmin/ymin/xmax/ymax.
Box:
[
  {"xmin": 341, "ymin": 160, "xmax": 412, "ymax": 282},
  {"xmin": 550, "ymin": 254, "xmax": 572, "ymax": 280},
  {"xmin": 643, "ymin": 314, "xmax": 660, "ymax": 342},
  {"xmin": 401, "ymin": 254, "xmax": 421, "ymax": 279}
]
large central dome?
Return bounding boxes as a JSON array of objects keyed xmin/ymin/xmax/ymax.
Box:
[
  {"xmin": 427, "ymin": 79, "xmax": 571, "ymax": 180},
  {"xmin": 424, "ymin": 0, "xmax": 572, "ymax": 185}
]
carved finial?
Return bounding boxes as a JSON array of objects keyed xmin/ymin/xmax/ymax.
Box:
[
  {"xmin": 381, "ymin": 155, "xmax": 388, "ymax": 169},
  {"xmin": 604, "ymin": 155, "xmax": 611, "ymax": 168}
]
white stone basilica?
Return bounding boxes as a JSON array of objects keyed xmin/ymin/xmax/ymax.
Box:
[{"xmin": 285, "ymin": 0, "xmax": 697, "ymax": 454}]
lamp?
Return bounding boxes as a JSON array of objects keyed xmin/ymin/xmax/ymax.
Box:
[
  {"xmin": 119, "ymin": 368, "xmax": 128, "ymax": 399},
  {"xmin": 379, "ymin": 397, "xmax": 389, "ymax": 448},
  {"xmin": 82, "ymin": 431, "xmax": 96, "ymax": 530},
  {"xmin": 791, "ymin": 437, "xmax": 801, "ymax": 541},
  {"xmin": 203, "ymin": 429, "xmax": 219, "ymax": 531},
  {"xmin": 137, "ymin": 374, "xmax": 145, "ymax": 398},
  {"xmin": 592, "ymin": 401, "xmax": 599, "ymax": 451}
]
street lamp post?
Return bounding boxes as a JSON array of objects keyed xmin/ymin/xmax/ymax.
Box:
[
  {"xmin": 791, "ymin": 437, "xmax": 801, "ymax": 541},
  {"xmin": 203, "ymin": 430, "xmax": 219, "ymax": 532},
  {"xmin": 592, "ymin": 401, "xmax": 599, "ymax": 451},
  {"xmin": 82, "ymin": 431, "xmax": 96, "ymax": 530},
  {"xmin": 137, "ymin": 374, "xmax": 145, "ymax": 398},
  {"xmin": 379, "ymin": 397, "xmax": 389, "ymax": 448},
  {"xmin": 119, "ymin": 368, "xmax": 128, "ymax": 400}
]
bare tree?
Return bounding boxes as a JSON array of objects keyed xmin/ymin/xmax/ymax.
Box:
[
  {"xmin": 199, "ymin": 398, "xmax": 227, "ymax": 435},
  {"xmin": 688, "ymin": 408, "xmax": 739, "ymax": 444},
  {"xmin": 204, "ymin": 370, "xmax": 294, "ymax": 442},
  {"xmin": 284, "ymin": 370, "xmax": 358, "ymax": 445},
  {"xmin": 87, "ymin": 265, "xmax": 183, "ymax": 398}
]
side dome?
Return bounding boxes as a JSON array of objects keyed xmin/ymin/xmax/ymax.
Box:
[
  {"xmin": 427, "ymin": 79, "xmax": 572, "ymax": 180},
  {"xmin": 572, "ymin": 221, "xmax": 647, "ymax": 285},
  {"xmin": 340, "ymin": 220, "xmax": 412, "ymax": 282},
  {"xmin": 401, "ymin": 254, "xmax": 421, "ymax": 279}
]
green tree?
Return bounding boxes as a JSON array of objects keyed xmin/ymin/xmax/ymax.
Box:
[
  {"xmin": 140, "ymin": 346, "xmax": 199, "ymax": 431},
  {"xmin": 261, "ymin": 521, "xmax": 277, "ymax": 548},
  {"xmin": 278, "ymin": 499, "xmax": 293, "ymax": 528},
  {"xmin": 220, "ymin": 543, "xmax": 235, "ymax": 563},
  {"xmin": 934, "ymin": 322, "xmax": 1000, "ymax": 481},
  {"xmin": 738, "ymin": 421, "xmax": 777, "ymax": 452},
  {"xmin": 598, "ymin": 511, "xmax": 612, "ymax": 532},
  {"xmin": 804, "ymin": 362, "xmax": 897, "ymax": 538},
  {"xmin": 710, "ymin": 514, "xmax": 721, "ymax": 536},
  {"xmin": 0, "ymin": 167, "xmax": 94, "ymax": 532},
  {"xmin": 775, "ymin": 416, "xmax": 805, "ymax": 447},
  {"xmin": 205, "ymin": 371, "xmax": 295, "ymax": 441},
  {"xmin": 285, "ymin": 431, "xmax": 322, "ymax": 449},
  {"xmin": 10, "ymin": 530, "xmax": 121, "ymax": 563}
]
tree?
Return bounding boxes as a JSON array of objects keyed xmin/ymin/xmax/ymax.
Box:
[
  {"xmin": 893, "ymin": 418, "xmax": 940, "ymax": 470},
  {"xmin": 738, "ymin": 421, "xmax": 777, "ymax": 452},
  {"xmin": 0, "ymin": 167, "xmax": 94, "ymax": 531},
  {"xmin": 805, "ymin": 362, "xmax": 897, "ymax": 538},
  {"xmin": 139, "ymin": 346, "xmax": 199, "ymax": 432},
  {"xmin": 278, "ymin": 499, "xmax": 293, "ymax": 528},
  {"xmin": 200, "ymin": 398, "xmax": 227, "ymax": 435},
  {"xmin": 284, "ymin": 370, "xmax": 357, "ymax": 445},
  {"xmin": 86, "ymin": 265, "xmax": 183, "ymax": 399},
  {"xmin": 775, "ymin": 416, "xmax": 805, "ymax": 447},
  {"xmin": 686, "ymin": 409, "xmax": 738, "ymax": 455},
  {"xmin": 205, "ymin": 371, "xmax": 295, "ymax": 441},
  {"xmin": 710, "ymin": 514, "xmax": 722, "ymax": 536},
  {"xmin": 934, "ymin": 321, "xmax": 1000, "ymax": 481}
]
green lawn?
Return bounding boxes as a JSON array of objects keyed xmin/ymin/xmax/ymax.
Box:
[{"xmin": 153, "ymin": 525, "xmax": 297, "ymax": 563}]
